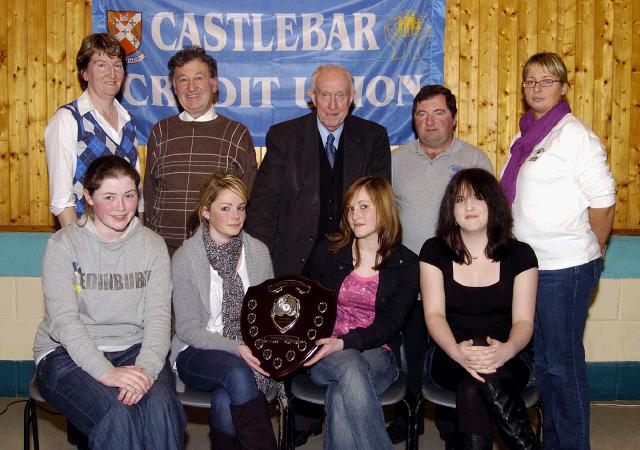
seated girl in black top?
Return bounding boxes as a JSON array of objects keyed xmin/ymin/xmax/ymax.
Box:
[{"xmin": 420, "ymin": 168, "xmax": 539, "ymax": 449}]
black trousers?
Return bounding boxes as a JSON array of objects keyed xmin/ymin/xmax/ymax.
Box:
[{"xmin": 429, "ymin": 344, "xmax": 531, "ymax": 434}]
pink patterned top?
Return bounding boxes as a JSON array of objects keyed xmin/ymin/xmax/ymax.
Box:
[{"xmin": 332, "ymin": 271, "xmax": 381, "ymax": 341}]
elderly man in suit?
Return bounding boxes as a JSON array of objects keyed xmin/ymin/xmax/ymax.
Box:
[
  {"xmin": 246, "ymin": 64, "xmax": 391, "ymax": 278},
  {"xmin": 245, "ymin": 64, "xmax": 391, "ymax": 446}
]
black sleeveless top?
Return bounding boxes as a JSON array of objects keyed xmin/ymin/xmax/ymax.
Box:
[{"xmin": 420, "ymin": 238, "xmax": 537, "ymax": 343}]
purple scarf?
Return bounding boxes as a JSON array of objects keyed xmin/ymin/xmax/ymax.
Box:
[{"xmin": 500, "ymin": 99, "xmax": 571, "ymax": 204}]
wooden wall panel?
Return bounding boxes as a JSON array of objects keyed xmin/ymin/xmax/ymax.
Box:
[
  {"xmin": 611, "ymin": 0, "xmax": 633, "ymax": 229},
  {"xmin": 0, "ymin": 140, "xmax": 8, "ymax": 224},
  {"xmin": 593, "ymin": 1, "xmax": 614, "ymax": 158},
  {"xmin": 47, "ymin": 0, "xmax": 67, "ymax": 120},
  {"xmin": 629, "ymin": 0, "xmax": 640, "ymax": 229},
  {"xmin": 66, "ymin": 0, "xmax": 85, "ymax": 103},
  {"xmin": 457, "ymin": 1, "xmax": 480, "ymax": 146},
  {"xmin": 0, "ymin": 0, "xmax": 638, "ymax": 231},
  {"xmin": 0, "ymin": 0, "xmax": 7, "ymax": 142},
  {"xmin": 27, "ymin": 1, "xmax": 50, "ymax": 225},
  {"xmin": 517, "ymin": 0, "xmax": 538, "ymax": 98},
  {"xmin": 557, "ymin": 0, "xmax": 576, "ymax": 107},
  {"xmin": 573, "ymin": 0, "xmax": 595, "ymax": 126},
  {"xmin": 476, "ymin": 0, "xmax": 499, "ymax": 165},
  {"xmin": 444, "ymin": 0, "xmax": 461, "ymax": 97},
  {"xmin": 496, "ymin": 0, "xmax": 519, "ymax": 170},
  {"xmin": 7, "ymin": 0, "xmax": 29, "ymax": 225},
  {"xmin": 0, "ymin": 0, "xmax": 9, "ymax": 224},
  {"xmin": 537, "ymin": 0, "xmax": 556, "ymax": 52}
]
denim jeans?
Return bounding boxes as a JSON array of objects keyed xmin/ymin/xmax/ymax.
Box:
[
  {"xmin": 176, "ymin": 346, "xmax": 261, "ymax": 437},
  {"xmin": 36, "ymin": 344, "xmax": 186, "ymax": 450},
  {"xmin": 309, "ymin": 347, "xmax": 398, "ymax": 450},
  {"xmin": 534, "ymin": 259, "xmax": 602, "ymax": 450}
]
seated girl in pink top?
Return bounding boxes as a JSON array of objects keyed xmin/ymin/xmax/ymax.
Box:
[{"xmin": 303, "ymin": 176, "xmax": 419, "ymax": 450}]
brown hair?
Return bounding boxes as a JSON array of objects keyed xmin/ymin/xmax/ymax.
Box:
[
  {"xmin": 330, "ymin": 176, "xmax": 402, "ymax": 269},
  {"xmin": 187, "ymin": 172, "xmax": 248, "ymax": 236},
  {"xmin": 82, "ymin": 155, "xmax": 140, "ymax": 221},
  {"xmin": 76, "ymin": 33, "xmax": 126, "ymax": 90}
]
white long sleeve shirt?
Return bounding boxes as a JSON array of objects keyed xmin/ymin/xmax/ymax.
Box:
[{"xmin": 508, "ymin": 114, "xmax": 616, "ymax": 270}]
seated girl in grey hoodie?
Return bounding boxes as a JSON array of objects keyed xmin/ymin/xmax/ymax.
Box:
[{"xmin": 33, "ymin": 155, "xmax": 185, "ymax": 450}]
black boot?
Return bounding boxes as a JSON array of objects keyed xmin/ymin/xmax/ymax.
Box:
[
  {"xmin": 478, "ymin": 378, "xmax": 539, "ymax": 450},
  {"xmin": 386, "ymin": 411, "xmax": 424, "ymax": 444},
  {"xmin": 229, "ymin": 395, "xmax": 278, "ymax": 450},
  {"xmin": 211, "ymin": 427, "xmax": 239, "ymax": 450},
  {"xmin": 443, "ymin": 432, "xmax": 461, "ymax": 450},
  {"xmin": 462, "ymin": 432, "xmax": 492, "ymax": 450}
]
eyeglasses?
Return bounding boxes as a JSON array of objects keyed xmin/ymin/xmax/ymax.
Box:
[{"xmin": 522, "ymin": 79, "xmax": 563, "ymax": 89}]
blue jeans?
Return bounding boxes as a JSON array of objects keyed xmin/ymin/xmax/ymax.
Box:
[
  {"xmin": 176, "ymin": 346, "xmax": 261, "ymax": 437},
  {"xmin": 534, "ymin": 259, "xmax": 602, "ymax": 450},
  {"xmin": 309, "ymin": 347, "xmax": 398, "ymax": 450},
  {"xmin": 36, "ymin": 344, "xmax": 186, "ymax": 450}
]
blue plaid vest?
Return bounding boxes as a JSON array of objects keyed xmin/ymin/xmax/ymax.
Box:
[{"xmin": 63, "ymin": 100, "xmax": 138, "ymax": 216}]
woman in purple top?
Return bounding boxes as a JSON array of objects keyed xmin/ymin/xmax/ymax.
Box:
[{"xmin": 303, "ymin": 176, "xmax": 419, "ymax": 450}]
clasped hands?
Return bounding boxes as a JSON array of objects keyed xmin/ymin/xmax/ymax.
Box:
[
  {"xmin": 454, "ymin": 337, "xmax": 514, "ymax": 382},
  {"xmin": 99, "ymin": 366, "xmax": 155, "ymax": 406}
]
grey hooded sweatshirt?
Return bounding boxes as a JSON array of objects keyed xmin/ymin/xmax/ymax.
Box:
[{"xmin": 33, "ymin": 217, "xmax": 172, "ymax": 381}]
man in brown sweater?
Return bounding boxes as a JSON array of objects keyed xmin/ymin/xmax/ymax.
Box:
[{"xmin": 144, "ymin": 46, "xmax": 257, "ymax": 254}]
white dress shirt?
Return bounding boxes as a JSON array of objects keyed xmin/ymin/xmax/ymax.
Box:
[{"xmin": 178, "ymin": 105, "xmax": 217, "ymax": 122}]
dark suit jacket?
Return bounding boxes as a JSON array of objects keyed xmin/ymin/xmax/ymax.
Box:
[{"xmin": 245, "ymin": 112, "xmax": 391, "ymax": 276}]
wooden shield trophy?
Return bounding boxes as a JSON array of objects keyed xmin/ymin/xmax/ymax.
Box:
[{"xmin": 241, "ymin": 275, "xmax": 336, "ymax": 378}]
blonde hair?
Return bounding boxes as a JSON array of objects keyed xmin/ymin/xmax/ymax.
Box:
[
  {"xmin": 522, "ymin": 52, "xmax": 569, "ymax": 85},
  {"xmin": 330, "ymin": 176, "xmax": 402, "ymax": 269},
  {"xmin": 187, "ymin": 172, "xmax": 248, "ymax": 236}
]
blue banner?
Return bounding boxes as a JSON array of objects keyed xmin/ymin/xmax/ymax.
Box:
[{"xmin": 92, "ymin": 0, "xmax": 444, "ymax": 146}]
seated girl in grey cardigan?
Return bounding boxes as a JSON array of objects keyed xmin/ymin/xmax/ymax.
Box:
[{"xmin": 170, "ymin": 172, "xmax": 281, "ymax": 450}]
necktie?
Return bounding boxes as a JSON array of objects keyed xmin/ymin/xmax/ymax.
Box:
[{"xmin": 325, "ymin": 133, "xmax": 337, "ymax": 168}]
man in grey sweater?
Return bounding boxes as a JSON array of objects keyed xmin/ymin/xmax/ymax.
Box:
[{"xmin": 388, "ymin": 85, "xmax": 493, "ymax": 445}]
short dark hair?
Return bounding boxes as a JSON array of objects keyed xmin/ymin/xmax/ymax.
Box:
[
  {"xmin": 168, "ymin": 46, "xmax": 218, "ymax": 82},
  {"xmin": 76, "ymin": 33, "xmax": 126, "ymax": 90},
  {"xmin": 83, "ymin": 155, "xmax": 140, "ymax": 220},
  {"xmin": 412, "ymin": 85, "xmax": 457, "ymax": 119},
  {"xmin": 436, "ymin": 168, "xmax": 512, "ymax": 264}
]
